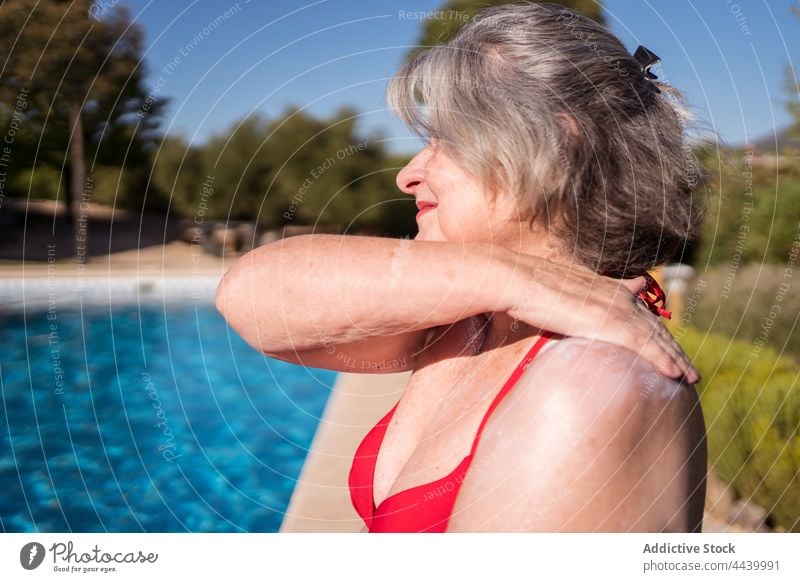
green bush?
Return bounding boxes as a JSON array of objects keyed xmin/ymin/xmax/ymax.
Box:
[
  {"xmin": 153, "ymin": 110, "xmax": 417, "ymax": 236},
  {"xmin": 9, "ymin": 166, "xmax": 62, "ymax": 199},
  {"xmin": 87, "ymin": 165, "xmax": 123, "ymax": 208},
  {"xmin": 676, "ymin": 326, "xmax": 800, "ymax": 532},
  {"xmin": 696, "ymin": 147, "xmax": 800, "ymax": 267},
  {"xmin": 684, "ymin": 264, "xmax": 800, "ymax": 363}
]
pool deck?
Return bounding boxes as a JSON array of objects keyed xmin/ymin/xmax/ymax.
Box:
[
  {"xmin": 279, "ymin": 370, "xmax": 410, "ymax": 533},
  {"xmin": 0, "ymin": 240, "xmax": 229, "ymax": 277},
  {"xmin": 0, "ymin": 239, "xmax": 230, "ymax": 309}
]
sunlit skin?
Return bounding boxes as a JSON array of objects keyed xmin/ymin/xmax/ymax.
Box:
[{"xmin": 216, "ymin": 141, "xmax": 706, "ymax": 532}]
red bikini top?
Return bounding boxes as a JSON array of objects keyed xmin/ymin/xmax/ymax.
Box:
[{"xmin": 348, "ymin": 330, "xmax": 554, "ymax": 533}]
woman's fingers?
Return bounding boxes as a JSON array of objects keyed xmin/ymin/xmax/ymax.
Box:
[
  {"xmin": 649, "ymin": 316, "xmax": 698, "ymax": 378},
  {"xmin": 513, "ymin": 257, "xmax": 700, "ymax": 383},
  {"xmin": 631, "ymin": 312, "xmax": 700, "ymax": 383}
]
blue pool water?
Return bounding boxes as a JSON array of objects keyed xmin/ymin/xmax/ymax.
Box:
[{"xmin": 0, "ymin": 304, "xmax": 337, "ymax": 532}]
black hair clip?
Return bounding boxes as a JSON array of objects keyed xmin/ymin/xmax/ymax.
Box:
[{"xmin": 633, "ymin": 45, "xmax": 662, "ymax": 93}]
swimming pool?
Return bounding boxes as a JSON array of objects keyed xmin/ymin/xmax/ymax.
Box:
[{"xmin": 0, "ymin": 302, "xmax": 336, "ymax": 532}]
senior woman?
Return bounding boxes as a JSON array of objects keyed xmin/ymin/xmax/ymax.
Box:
[{"xmin": 216, "ymin": 2, "xmax": 707, "ymax": 533}]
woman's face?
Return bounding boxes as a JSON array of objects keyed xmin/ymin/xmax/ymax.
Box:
[{"xmin": 395, "ymin": 141, "xmax": 520, "ymax": 244}]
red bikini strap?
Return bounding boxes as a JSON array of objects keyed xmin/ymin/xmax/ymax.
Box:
[
  {"xmin": 469, "ymin": 331, "xmax": 554, "ymax": 457},
  {"xmin": 637, "ymin": 273, "xmax": 672, "ymax": 319}
]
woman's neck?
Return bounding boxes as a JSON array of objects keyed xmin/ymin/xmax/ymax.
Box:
[
  {"xmin": 479, "ymin": 226, "xmax": 569, "ymax": 352},
  {"xmin": 480, "ymin": 312, "xmax": 540, "ymax": 352}
]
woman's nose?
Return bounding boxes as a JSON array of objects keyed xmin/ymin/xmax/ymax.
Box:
[{"xmin": 395, "ymin": 145, "xmax": 433, "ymax": 196}]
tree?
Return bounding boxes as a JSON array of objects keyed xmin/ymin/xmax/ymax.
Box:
[
  {"xmin": 152, "ymin": 134, "xmax": 206, "ymax": 220},
  {"xmin": 158, "ymin": 108, "xmax": 415, "ymax": 236},
  {"xmin": 411, "ymin": 0, "xmax": 604, "ymax": 57},
  {"xmin": 0, "ymin": 0, "xmax": 165, "ymax": 260}
]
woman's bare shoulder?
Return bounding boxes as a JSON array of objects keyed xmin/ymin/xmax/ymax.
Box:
[
  {"xmin": 450, "ymin": 336, "xmax": 707, "ymax": 532},
  {"xmin": 487, "ymin": 335, "xmax": 705, "ymax": 488},
  {"xmin": 529, "ymin": 336, "xmax": 696, "ymax": 416}
]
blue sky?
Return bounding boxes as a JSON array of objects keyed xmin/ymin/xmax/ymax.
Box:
[{"xmin": 121, "ymin": 0, "xmax": 800, "ymax": 154}]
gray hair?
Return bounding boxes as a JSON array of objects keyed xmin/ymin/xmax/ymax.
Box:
[{"xmin": 388, "ymin": 1, "xmax": 704, "ymax": 277}]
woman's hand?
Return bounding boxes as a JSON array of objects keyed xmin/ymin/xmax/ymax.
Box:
[{"xmin": 505, "ymin": 255, "xmax": 700, "ymax": 383}]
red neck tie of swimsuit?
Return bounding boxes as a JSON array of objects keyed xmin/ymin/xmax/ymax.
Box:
[{"xmin": 638, "ymin": 273, "xmax": 672, "ymax": 319}]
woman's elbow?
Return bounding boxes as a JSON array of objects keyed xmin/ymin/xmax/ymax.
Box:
[
  {"xmin": 215, "ymin": 249, "xmax": 265, "ymax": 341},
  {"xmin": 214, "ymin": 276, "xmax": 240, "ymax": 348},
  {"xmin": 215, "ymin": 238, "xmax": 281, "ymax": 314},
  {"xmin": 215, "ymin": 254, "xmax": 246, "ymax": 320},
  {"xmin": 216, "ymin": 270, "xmax": 267, "ymax": 352},
  {"xmin": 215, "ymin": 244, "xmax": 300, "ymax": 353}
]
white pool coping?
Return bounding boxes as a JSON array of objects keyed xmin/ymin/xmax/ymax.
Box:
[{"xmin": 0, "ymin": 275, "xmax": 222, "ymax": 311}]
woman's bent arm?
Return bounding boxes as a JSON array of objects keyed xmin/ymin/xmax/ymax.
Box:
[
  {"xmin": 216, "ymin": 233, "xmax": 699, "ymax": 380},
  {"xmin": 215, "ymin": 234, "xmax": 518, "ymax": 371}
]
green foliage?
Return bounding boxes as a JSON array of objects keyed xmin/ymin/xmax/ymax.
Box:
[
  {"xmin": 156, "ymin": 108, "xmax": 416, "ymax": 235},
  {"xmin": 151, "ymin": 135, "xmax": 206, "ymax": 219},
  {"xmin": 5, "ymin": 161, "xmax": 150, "ymax": 211},
  {"xmin": 685, "ymin": 264, "xmax": 800, "ymax": 362},
  {"xmin": 676, "ymin": 326, "xmax": 800, "ymax": 532},
  {"xmin": 0, "ymin": 0, "xmax": 167, "ymax": 212},
  {"xmin": 85, "ymin": 165, "xmax": 123, "ymax": 208},
  {"xmin": 411, "ymin": 0, "xmax": 604, "ymax": 57},
  {"xmin": 9, "ymin": 166, "xmax": 62, "ymax": 200},
  {"xmin": 696, "ymin": 147, "xmax": 800, "ymax": 268}
]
